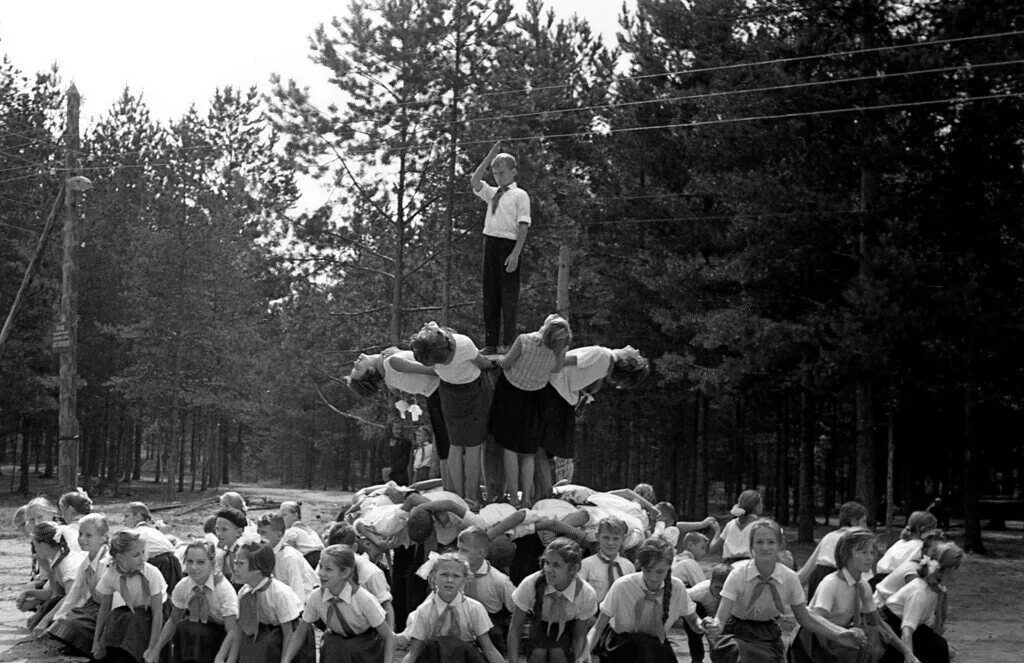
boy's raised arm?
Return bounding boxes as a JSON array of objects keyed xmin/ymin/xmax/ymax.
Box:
[{"xmin": 471, "ymin": 142, "xmax": 502, "ymax": 192}]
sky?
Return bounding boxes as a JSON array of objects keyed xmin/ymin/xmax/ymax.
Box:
[{"xmin": 0, "ymin": 0, "xmax": 628, "ymax": 127}]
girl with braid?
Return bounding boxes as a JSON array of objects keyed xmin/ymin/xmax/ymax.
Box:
[
  {"xmin": 707, "ymin": 519, "xmax": 866, "ymax": 663},
  {"xmin": 587, "ymin": 535, "xmax": 702, "ymax": 663},
  {"xmin": 509, "ymin": 537, "xmax": 597, "ymax": 663},
  {"xmin": 92, "ymin": 530, "xmax": 168, "ymax": 663},
  {"xmin": 18, "ymin": 521, "xmax": 87, "ymax": 632}
]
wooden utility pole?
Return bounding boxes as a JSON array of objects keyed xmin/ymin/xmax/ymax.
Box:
[
  {"xmin": 556, "ymin": 244, "xmax": 572, "ymax": 316},
  {"xmin": 441, "ymin": 2, "xmax": 463, "ymax": 326},
  {"xmin": 58, "ymin": 84, "xmax": 81, "ymax": 494}
]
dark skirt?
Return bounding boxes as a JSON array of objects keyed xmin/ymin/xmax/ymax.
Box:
[
  {"xmin": 438, "ymin": 378, "xmax": 488, "ymax": 448},
  {"xmin": 526, "ymin": 618, "xmax": 577, "ymax": 659},
  {"xmin": 149, "ymin": 552, "xmax": 183, "ymax": 599},
  {"xmin": 710, "ymin": 617, "xmax": 784, "ymax": 663},
  {"xmin": 392, "ymin": 543, "xmax": 428, "ymax": 633},
  {"xmin": 174, "ymin": 619, "xmax": 226, "ymax": 663},
  {"xmin": 786, "ymin": 625, "xmax": 857, "ymax": 663},
  {"xmin": 426, "ymin": 390, "xmax": 451, "ymax": 460},
  {"xmin": 807, "ymin": 563, "xmax": 837, "ymax": 601},
  {"xmin": 603, "ymin": 633, "xmax": 676, "ymax": 663},
  {"xmin": 488, "ymin": 373, "xmax": 546, "ymax": 454},
  {"xmin": 239, "ymin": 623, "xmax": 284, "ymax": 662},
  {"xmin": 414, "ymin": 635, "xmax": 485, "ymax": 663},
  {"xmin": 485, "ymin": 608, "xmax": 511, "ymax": 656},
  {"xmin": 321, "ymin": 629, "xmax": 385, "ymax": 663},
  {"xmin": 880, "ymin": 607, "xmax": 949, "ymax": 663},
  {"xmin": 48, "ymin": 597, "xmax": 100, "ymax": 654},
  {"xmin": 101, "ymin": 606, "xmax": 153, "ymax": 663},
  {"xmin": 538, "ymin": 384, "xmax": 574, "ymax": 458}
]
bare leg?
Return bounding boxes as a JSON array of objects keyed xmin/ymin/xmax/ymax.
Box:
[
  {"xmin": 448, "ymin": 446, "xmax": 465, "ymax": 498},
  {"xmin": 503, "ymin": 449, "xmax": 519, "ymax": 501},
  {"xmin": 439, "ymin": 458, "xmax": 453, "ymax": 491},
  {"xmin": 519, "ymin": 453, "xmax": 536, "ymax": 505},
  {"xmin": 463, "ymin": 445, "xmax": 482, "ymax": 502}
]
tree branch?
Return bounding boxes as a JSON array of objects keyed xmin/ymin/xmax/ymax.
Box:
[
  {"xmin": 330, "ymin": 304, "xmax": 392, "ymax": 318},
  {"xmin": 313, "ymin": 381, "xmax": 385, "ymax": 429}
]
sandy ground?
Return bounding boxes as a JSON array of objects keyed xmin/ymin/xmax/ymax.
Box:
[{"xmin": 1, "ymin": 483, "xmax": 1022, "ymax": 662}]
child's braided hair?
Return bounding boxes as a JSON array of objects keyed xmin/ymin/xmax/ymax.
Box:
[{"xmin": 637, "ymin": 535, "xmax": 674, "ymax": 626}]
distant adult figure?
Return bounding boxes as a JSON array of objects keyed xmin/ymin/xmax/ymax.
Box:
[{"xmin": 470, "ymin": 142, "xmax": 531, "ymax": 355}]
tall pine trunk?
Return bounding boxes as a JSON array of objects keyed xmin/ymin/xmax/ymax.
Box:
[{"xmin": 798, "ymin": 391, "xmax": 817, "ymax": 542}]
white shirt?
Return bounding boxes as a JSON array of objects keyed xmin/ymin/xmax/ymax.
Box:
[
  {"xmin": 687, "ymin": 580, "xmax": 717, "ymax": 613},
  {"xmin": 355, "ymin": 554, "xmax": 392, "ymax": 604},
  {"xmin": 549, "ymin": 346, "xmax": 614, "ymax": 405},
  {"xmin": 237, "ymin": 577, "xmax": 303, "ymax": 625},
  {"xmin": 132, "ymin": 525, "xmax": 176, "ymax": 557},
  {"xmin": 511, "ymin": 571, "xmax": 598, "ymax": 623},
  {"xmin": 814, "ymin": 529, "xmax": 846, "ymax": 567},
  {"xmin": 95, "ymin": 562, "xmax": 168, "ymax": 610},
  {"xmin": 885, "ymin": 577, "xmax": 940, "ymax": 630},
  {"xmin": 877, "ymin": 539, "xmax": 923, "ymax": 575},
  {"xmin": 672, "ymin": 552, "xmax": 706, "ymax": 588},
  {"xmin": 273, "ymin": 541, "xmax": 319, "ymax": 603},
  {"xmin": 384, "ymin": 349, "xmax": 440, "ymax": 396},
  {"xmin": 430, "ymin": 334, "xmax": 481, "ymax": 385},
  {"xmin": 601, "ymin": 573, "xmax": 694, "ymax": 632},
  {"xmin": 720, "ymin": 519, "xmax": 754, "ymax": 560},
  {"xmin": 170, "ymin": 574, "xmax": 240, "ymax": 624},
  {"xmin": 475, "ymin": 181, "xmax": 531, "ymax": 239},
  {"xmin": 303, "ymin": 583, "xmax": 386, "ymax": 634},
  {"xmin": 873, "ymin": 559, "xmax": 920, "ymax": 607},
  {"xmin": 282, "ymin": 524, "xmax": 324, "ymax": 555},
  {"xmin": 809, "ymin": 568, "xmax": 874, "ymax": 627},
  {"xmin": 720, "ymin": 561, "xmax": 805, "ymax": 621},
  {"xmin": 463, "ymin": 561, "xmax": 516, "ymax": 614},
  {"xmin": 579, "ymin": 554, "xmax": 635, "ymax": 604},
  {"xmin": 408, "ymin": 591, "xmax": 493, "ymax": 642}
]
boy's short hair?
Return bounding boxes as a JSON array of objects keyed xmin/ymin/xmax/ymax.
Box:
[
  {"xmin": 682, "ymin": 531, "xmax": 709, "ymax": 549},
  {"xmin": 240, "ymin": 543, "xmax": 276, "ymax": 577},
  {"xmin": 257, "ymin": 514, "xmax": 286, "ymax": 534},
  {"xmin": 610, "ymin": 346, "xmax": 650, "ymax": 389},
  {"xmin": 837, "ymin": 501, "xmax": 867, "ymax": 527},
  {"xmin": 457, "ymin": 526, "xmax": 490, "ymax": 550},
  {"xmin": 596, "ymin": 516, "xmax": 628, "ymax": 538},
  {"xmin": 634, "ymin": 483, "xmax": 655, "ymax": 502},
  {"xmin": 491, "ymin": 153, "xmax": 516, "ymax": 170}
]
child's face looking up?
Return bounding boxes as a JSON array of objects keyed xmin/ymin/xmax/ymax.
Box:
[{"xmin": 597, "ymin": 529, "xmax": 623, "ymax": 559}]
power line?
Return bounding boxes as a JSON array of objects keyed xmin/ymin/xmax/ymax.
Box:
[
  {"xmin": 320, "ymin": 89, "xmax": 1023, "ymax": 160},
  {"xmin": 583, "ymin": 210, "xmax": 864, "ymax": 226},
  {"xmin": 372, "ymin": 28, "xmax": 1024, "ymax": 110},
  {"xmin": 393, "ymin": 55, "xmax": 1024, "ymax": 141}
]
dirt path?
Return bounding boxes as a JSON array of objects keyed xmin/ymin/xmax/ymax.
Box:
[{"xmin": 1, "ymin": 484, "xmax": 1022, "ymax": 662}]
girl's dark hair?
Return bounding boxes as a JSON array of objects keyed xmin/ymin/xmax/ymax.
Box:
[
  {"xmin": 59, "ymin": 490, "xmax": 93, "ymax": 516},
  {"xmin": 203, "ymin": 515, "xmax": 219, "ymax": 534},
  {"xmin": 710, "ymin": 564, "xmax": 732, "ymax": 588},
  {"xmin": 637, "ymin": 536, "xmax": 675, "ymax": 626},
  {"xmin": 834, "ymin": 528, "xmax": 875, "ymax": 570},
  {"xmin": 346, "ymin": 362, "xmax": 385, "ymax": 398},
  {"xmin": 319, "ymin": 545, "xmax": 359, "ymax": 584},
  {"xmin": 325, "ymin": 521, "xmax": 358, "ymax": 547},
  {"xmin": 837, "ymin": 501, "xmax": 867, "ymax": 528},
  {"xmin": 532, "ymin": 538, "xmax": 583, "ymax": 619},
  {"xmin": 901, "ymin": 511, "xmax": 938, "ymax": 541},
  {"xmin": 410, "ymin": 324, "xmax": 455, "ymax": 366},
  {"xmin": 110, "ymin": 530, "xmax": 143, "ymax": 557},
  {"xmin": 216, "ymin": 508, "xmax": 248, "ymax": 530},
  {"xmin": 126, "ymin": 501, "xmax": 153, "ymax": 522},
  {"xmin": 239, "ymin": 543, "xmax": 276, "ymax": 577},
  {"xmin": 610, "ymin": 347, "xmax": 650, "ymax": 389},
  {"xmin": 32, "ymin": 521, "xmax": 71, "ymax": 555},
  {"xmin": 654, "ymin": 501, "xmax": 677, "ymax": 525}
]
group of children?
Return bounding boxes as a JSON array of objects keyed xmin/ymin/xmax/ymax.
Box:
[{"xmin": 15, "ymin": 480, "xmax": 964, "ymax": 663}]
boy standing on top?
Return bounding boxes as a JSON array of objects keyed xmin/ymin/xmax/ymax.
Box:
[{"xmin": 470, "ymin": 142, "xmax": 531, "ymax": 355}]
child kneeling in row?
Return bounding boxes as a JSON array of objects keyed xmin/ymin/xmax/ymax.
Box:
[{"xmin": 403, "ymin": 552, "xmax": 503, "ymax": 663}]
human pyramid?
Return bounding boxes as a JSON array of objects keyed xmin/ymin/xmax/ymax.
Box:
[{"xmin": 13, "ymin": 146, "xmax": 963, "ymax": 663}]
